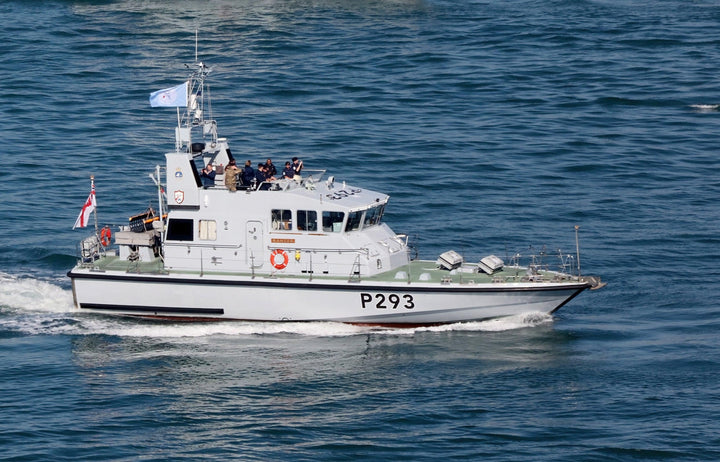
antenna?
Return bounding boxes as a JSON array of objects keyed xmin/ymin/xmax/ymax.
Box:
[
  {"xmin": 195, "ymin": 29, "xmax": 198, "ymax": 63},
  {"xmin": 574, "ymin": 225, "xmax": 581, "ymax": 278}
]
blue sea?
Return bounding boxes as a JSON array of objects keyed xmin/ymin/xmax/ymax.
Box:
[{"xmin": 2, "ymin": 0, "xmax": 720, "ymax": 460}]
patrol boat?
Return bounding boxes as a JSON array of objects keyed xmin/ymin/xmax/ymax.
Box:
[{"xmin": 67, "ymin": 61, "xmax": 604, "ymax": 326}]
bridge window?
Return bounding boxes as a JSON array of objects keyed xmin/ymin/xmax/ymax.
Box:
[
  {"xmin": 298, "ymin": 210, "xmax": 317, "ymax": 232},
  {"xmin": 272, "ymin": 209, "xmax": 293, "ymax": 230},
  {"xmin": 363, "ymin": 204, "xmax": 385, "ymax": 227},
  {"xmin": 322, "ymin": 211, "xmax": 345, "ymax": 233},
  {"xmin": 345, "ymin": 211, "xmax": 363, "ymax": 232}
]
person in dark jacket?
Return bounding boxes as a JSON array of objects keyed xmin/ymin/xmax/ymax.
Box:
[
  {"xmin": 255, "ymin": 163, "xmax": 270, "ymax": 190},
  {"xmin": 242, "ymin": 160, "xmax": 255, "ymax": 186},
  {"xmin": 282, "ymin": 161, "xmax": 294, "ymax": 180},
  {"xmin": 265, "ymin": 158, "xmax": 277, "ymax": 177},
  {"xmin": 201, "ymin": 163, "xmax": 216, "ymax": 187},
  {"xmin": 291, "ymin": 156, "xmax": 303, "ymax": 181}
]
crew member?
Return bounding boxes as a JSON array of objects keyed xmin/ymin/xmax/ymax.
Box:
[{"xmin": 224, "ymin": 160, "xmax": 240, "ymax": 191}]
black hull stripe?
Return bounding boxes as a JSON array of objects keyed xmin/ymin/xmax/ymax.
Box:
[
  {"xmin": 67, "ymin": 270, "xmax": 590, "ymax": 294},
  {"xmin": 81, "ymin": 303, "xmax": 224, "ymax": 315},
  {"xmin": 550, "ymin": 287, "xmax": 587, "ymax": 313}
]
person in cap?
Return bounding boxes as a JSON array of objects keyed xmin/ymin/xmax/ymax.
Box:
[{"xmin": 282, "ymin": 161, "xmax": 294, "ymax": 180}]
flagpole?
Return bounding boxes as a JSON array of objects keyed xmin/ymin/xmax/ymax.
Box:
[
  {"xmin": 156, "ymin": 165, "xmax": 164, "ymax": 232},
  {"xmin": 91, "ymin": 176, "xmax": 98, "ymax": 237}
]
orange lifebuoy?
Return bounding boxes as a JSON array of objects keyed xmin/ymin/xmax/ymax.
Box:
[
  {"xmin": 270, "ymin": 249, "xmax": 289, "ymax": 270},
  {"xmin": 100, "ymin": 227, "xmax": 112, "ymax": 247}
]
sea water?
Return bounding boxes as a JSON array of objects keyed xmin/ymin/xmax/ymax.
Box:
[{"xmin": 1, "ymin": 1, "xmax": 719, "ymax": 460}]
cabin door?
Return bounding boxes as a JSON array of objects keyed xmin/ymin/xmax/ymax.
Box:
[{"xmin": 246, "ymin": 220, "xmax": 264, "ymax": 268}]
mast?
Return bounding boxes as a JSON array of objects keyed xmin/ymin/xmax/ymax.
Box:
[{"xmin": 173, "ymin": 53, "xmax": 213, "ymax": 153}]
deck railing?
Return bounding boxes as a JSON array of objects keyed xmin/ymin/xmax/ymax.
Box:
[{"xmin": 207, "ymin": 169, "xmax": 327, "ymax": 192}]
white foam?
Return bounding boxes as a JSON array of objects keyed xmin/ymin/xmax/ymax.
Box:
[
  {"xmin": 0, "ymin": 273, "xmax": 553, "ymax": 338},
  {"xmin": 690, "ymin": 104, "xmax": 720, "ymax": 112},
  {"xmin": 0, "ymin": 272, "xmax": 74, "ymax": 313},
  {"xmin": 410, "ymin": 312, "xmax": 553, "ymax": 333},
  {"xmin": 77, "ymin": 320, "xmax": 370, "ymax": 338},
  {"xmin": 67, "ymin": 315, "xmax": 551, "ymax": 338}
]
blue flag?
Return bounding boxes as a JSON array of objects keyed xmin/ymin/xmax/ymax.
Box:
[{"xmin": 149, "ymin": 81, "xmax": 188, "ymax": 107}]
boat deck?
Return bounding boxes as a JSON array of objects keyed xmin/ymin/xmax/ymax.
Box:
[{"xmin": 76, "ymin": 254, "xmax": 579, "ymax": 285}]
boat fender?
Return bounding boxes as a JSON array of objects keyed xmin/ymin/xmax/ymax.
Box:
[
  {"xmin": 100, "ymin": 226, "xmax": 112, "ymax": 247},
  {"xmin": 270, "ymin": 249, "xmax": 289, "ymax": 270},
  {"xmin": 295, "ymin": 250, "xmax": 301, "ymax": 262}
]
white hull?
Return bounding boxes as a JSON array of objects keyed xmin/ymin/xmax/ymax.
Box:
[{"xmin": 69, "ymin": 269, "xmax": 590, "ymax": 325}]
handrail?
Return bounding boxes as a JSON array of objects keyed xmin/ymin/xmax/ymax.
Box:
[
  {"xmin": 266, "ymin": 245, "xmax": 370, "ymax": 257},
  {"xmin": 300, "ymin": 169, "xmax": 326, "ymax": 182},
  {"xmin": 164, "ymin": 242, "xmax": 242, "ymax": 249}
]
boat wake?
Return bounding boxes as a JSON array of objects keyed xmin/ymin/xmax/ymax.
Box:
[
  {"xmin": 0, "ymin": 272, "xmax": 74, "ymax": 313},
  {"xmin": 690, "ymin": 103, "xmax": 720, "ymax": 112},
  {"xmin": 0, "ymin": 274, "xmax": 553, "ymax": 338}
]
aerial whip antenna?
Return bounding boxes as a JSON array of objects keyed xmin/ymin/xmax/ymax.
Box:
[{"xmin": 575, "ymin": 225, "xmax": 581, "ymax": 278}]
